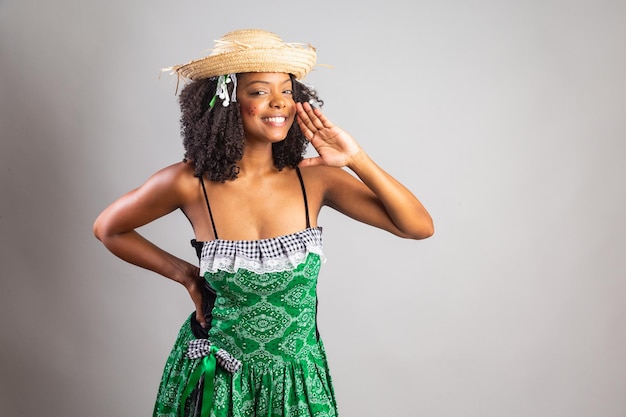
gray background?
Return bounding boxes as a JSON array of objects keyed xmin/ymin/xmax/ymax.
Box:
[{"xmin": 1, "ymin": 0, "xmax": 625, "ymax": 416}]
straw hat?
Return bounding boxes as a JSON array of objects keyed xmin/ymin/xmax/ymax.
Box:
[{"xmin": 168, "ymin": 29, "xmax": 317, "ymax": 81}]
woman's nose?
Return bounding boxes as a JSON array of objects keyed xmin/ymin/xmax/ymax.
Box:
[{"xmin": 269, "ymin": 92, "xmax": 287, "ymax": 108}]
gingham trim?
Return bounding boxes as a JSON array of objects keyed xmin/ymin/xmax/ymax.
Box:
[
  {"xmin": 200, "ymin": 227, "xmax": 325, "ymax": 275},
  {"xmin": 186, "ymin": 339, "xmax": 242, "ymax": 373}
]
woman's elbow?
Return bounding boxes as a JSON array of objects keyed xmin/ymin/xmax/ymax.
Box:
[
  {"xmin": 402, "ymin": 219, "xmax": 435, "ymax": 240},
  {"xmin": 93, "ymin": 218, "xmax": 105, "ymax": 242},
  {"xmin": 418, "ymin": 222, "xmax": 435, "ymax": 239},
  {"xmin": 92, "ymin": 213, "xmax": 113, "ymax": 243}
]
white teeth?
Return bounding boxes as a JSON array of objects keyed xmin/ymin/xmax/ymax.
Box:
[{"xmin": 264, "ymin": 117, "xmax": 286, "ymax": 123}]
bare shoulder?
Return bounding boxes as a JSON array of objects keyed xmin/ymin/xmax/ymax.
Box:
[
  {"xmin": 93, "ymin": 161, "xmax": 200, "ymax": 236},
  {"xmin": 149, "ymin": 160, "xmax": 195, "ymax": 179},
  {"xmin": 129, "ymin": 160, "xmax": 201, "ymax": 207},
  {"xmin": 146, "ymin": 160, "xmax": 197, "ymax": 189}
]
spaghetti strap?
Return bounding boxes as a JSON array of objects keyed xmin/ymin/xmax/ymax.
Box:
[
  {"xmin": 199, "ymin": 176, "xmax": 219, "ymax": 239},
  {"xmin": 295, "ymin": 167, "xmax": 311, "ymax": 229}
]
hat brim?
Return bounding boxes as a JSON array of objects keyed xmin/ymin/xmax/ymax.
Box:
[{"xmin": 172, "ymin": 46, "xmax": 317, "ymax": 81}]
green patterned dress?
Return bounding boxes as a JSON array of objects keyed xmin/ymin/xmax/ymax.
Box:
[{"xmin": 153, "ymin": 227, "xmax": 338, "ymax": 417}]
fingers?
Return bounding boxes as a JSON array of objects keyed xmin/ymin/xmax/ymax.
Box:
[
  {"xmin": 187, "ymin": 276, "xmax": 208, "ymax": 328},
  {"xmin": 296, "ymin": 115, "xmax": 314, "ymax": 141},
  {"xmin": 194, "ymin": 303, "xmax": 207, "ymax": 328},
  {"xmin": 296, "ymin": 102, "xmax": 333, "ymax": 138},
  {"xmin": 193, "ymin": 291, "xmax": 207, "ymax": 328},
  {"xmin": 196, "ymin": 310, "xmax": 207, "ymax": 328},
  {"xmin": 306, "ymin": 102, "xmax": 332, "ymax": 127},
  {"xmin": 300, "ymin": 102, "xmax": 325, "ymax": 129}
]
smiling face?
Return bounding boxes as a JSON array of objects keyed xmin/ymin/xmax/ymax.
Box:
[{"xmin": 236, "ymin": 72, "xmax": 296, "ymax": 145}]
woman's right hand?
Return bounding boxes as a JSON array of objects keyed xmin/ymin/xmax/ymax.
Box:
[{"xmin": 181, "ymin": 265, "xmax": 207, "ymax": 328}]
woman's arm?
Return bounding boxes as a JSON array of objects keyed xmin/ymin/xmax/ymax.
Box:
[
  {"xmin": 297, "ymin": 102, "xmax": 434, "ymax": 239},
  {"xmin": 93, "ymin": 162, "xmax": 207, "ymax": 325}
]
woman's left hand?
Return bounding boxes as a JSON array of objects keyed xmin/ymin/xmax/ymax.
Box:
[{"xmin": 296, "ymin": 102, "xmax": 362, "ymax": 168}]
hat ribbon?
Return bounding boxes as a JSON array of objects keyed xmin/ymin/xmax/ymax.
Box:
[{"xmin": 209, "ymin": 74, "xmax": 237, "ymax": 108}]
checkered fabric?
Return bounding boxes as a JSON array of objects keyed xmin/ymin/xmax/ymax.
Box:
[
  {"xmin": 200, "ymin": 227, "xmax": 325, "ymax": 275},
  {"xmin": 186, "ymin": 339, "xmax": 242, "ymax": 374}
]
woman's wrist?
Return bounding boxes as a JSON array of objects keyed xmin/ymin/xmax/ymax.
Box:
[
  {"xmin": 173, "ymin": 262, "xmax": 200, "ymax": 288},
  {"xmin": 346, "ymin": 149, "xmax": 370, "ymax": 173}
]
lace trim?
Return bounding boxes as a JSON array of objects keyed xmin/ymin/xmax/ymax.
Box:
[{"xmin": 200, "ymin": 227, "xmax": 325, "ymax": 275}]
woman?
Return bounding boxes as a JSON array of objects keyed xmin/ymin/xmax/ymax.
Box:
[{"xmin": 94, "ymin": 29, "xmax": 433, "ymax": 417}]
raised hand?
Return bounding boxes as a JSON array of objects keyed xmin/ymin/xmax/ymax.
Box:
[{"xmin": 296, "ymin": 102, "xmax": 362, "ymax": 168}]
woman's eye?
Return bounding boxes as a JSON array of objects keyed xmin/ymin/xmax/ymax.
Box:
[{"xmin": 284, "ymin": 90, "xmax": 293, "ymax": 94}]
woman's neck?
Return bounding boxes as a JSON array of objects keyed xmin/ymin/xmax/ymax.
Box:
[{"xmin": 236, "ymin": 142, "xmax": 277, "ymax": 177}]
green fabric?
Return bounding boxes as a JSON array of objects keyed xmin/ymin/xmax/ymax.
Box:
[
  {"xmin": 179, "ymin": 346, "xmax": 219, "ymax": 417},
  {"xmin": 153, "ymin": 253, "xmax": 337, "ymax": 417}
]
